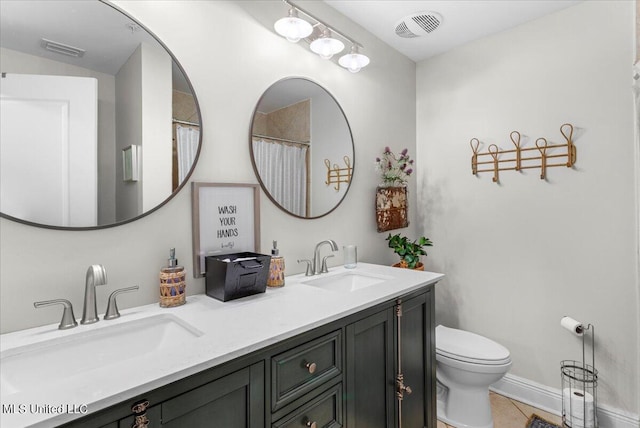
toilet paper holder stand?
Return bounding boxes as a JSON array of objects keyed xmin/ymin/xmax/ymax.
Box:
[{"xmin": 561, "ymin": 323, "xmax": 597, "ymax": 428}]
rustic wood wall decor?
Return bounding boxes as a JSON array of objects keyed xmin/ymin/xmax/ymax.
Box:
[
  {"xmin": 376, "ymin": 186, "xmax": 408, "ymax": 232},
  {"xmin": 470, "ymin": 123, "xmax": 576, "ymax": 183}
]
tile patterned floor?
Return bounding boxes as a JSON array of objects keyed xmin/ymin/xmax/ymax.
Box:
[{"xmin": 437, "ymin": 392, "xmax": 563, "ymax": 428}]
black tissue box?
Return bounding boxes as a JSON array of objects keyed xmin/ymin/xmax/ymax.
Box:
[{"xmin": 205, "ymin": 252, "xmax": 272, "ymax": 302}]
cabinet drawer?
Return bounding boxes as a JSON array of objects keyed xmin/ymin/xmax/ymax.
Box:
[
  {"xmin": 272, "ymin": 330, "xmax": 342, "ymax": 411},
  {"xmin": 273, "ymin": 383, "xmax": 343, "ymax": 428}
]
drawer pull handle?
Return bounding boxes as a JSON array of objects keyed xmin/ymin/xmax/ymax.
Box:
[
  {"xmin": 305, "ymin": 420, "xmax": 317, "ymax": 428},
  {"xmin": 131, "ymin": 399, "xmax": 149, "ymax": 414},
  {"xmin": 305, "ymin": 361, "xmax": 317, "ymax": 374}
]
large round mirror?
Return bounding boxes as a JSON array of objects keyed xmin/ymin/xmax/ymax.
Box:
[
  {"xmin": 0, "ymin": 0, "xmax": 201, "ymax": 229},
  {"xmin": 250, "ymin": 78, "xmax": 354, "ymax": 219}
]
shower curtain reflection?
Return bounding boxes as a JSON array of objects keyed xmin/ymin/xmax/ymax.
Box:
[
  {"xmin": 252, "ymin": 138, "xmax": 308, "ymax": 217},
  {"xmin": 176, "ymin": 124, "xmax": 200, "ymax": 184}
]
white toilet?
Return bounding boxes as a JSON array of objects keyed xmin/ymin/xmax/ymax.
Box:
[{"xmin": 435, "ymin": 325, "xmax": 512, "ymax": 428}]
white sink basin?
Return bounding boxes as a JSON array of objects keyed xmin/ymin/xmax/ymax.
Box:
[
  {"xmin": 301, "ymin": 271, "xmax": 392, "ymax": 292},
  {"xmin": 0, "ymin": 314, "xmax": 203, "ymax": 396}
]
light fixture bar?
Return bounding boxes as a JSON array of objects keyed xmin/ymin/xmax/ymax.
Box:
[
  {"xmin": 282, "ymin": 0, "xmax": 363, "ymax": 50},
  {"xmin": 276, "ymin": 0, "xmax": 370, "ymax": 72}
]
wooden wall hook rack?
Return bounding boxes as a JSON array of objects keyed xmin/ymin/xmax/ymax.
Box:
[
  {"xmin": 325, "ymin": 155, "xmax": 352, "ymax": 191},
  {"xmin": 470, "ymin": 123, "xmax": 577, "ymax": 183}
]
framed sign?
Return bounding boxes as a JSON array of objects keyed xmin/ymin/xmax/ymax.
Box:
[{"xmin": 192, "ymin": 182, "xmax": 260, "ymax": 277}]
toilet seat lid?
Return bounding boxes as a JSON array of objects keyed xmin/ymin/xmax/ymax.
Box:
[{"xmin": 436, "ymin": 325, "xmax": 511, "ymax": 365}]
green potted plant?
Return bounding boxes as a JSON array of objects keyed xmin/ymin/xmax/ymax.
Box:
[{"xmin": 386, "ymin": 233, "xmax": 433, "ymax": 270}]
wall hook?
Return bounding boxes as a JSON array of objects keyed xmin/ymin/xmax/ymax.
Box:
[
  {"xmin": 535, "ymin": 138, "xmax": 548, "ymax": 180},
  {"xmin": 510, "ymin": 131, "xmax": 522, "ymax": 171},
  {"xmin": 324, "ymin": 156, "xmax": 352, "ymax": 191},
  {"xmin": 560, "ymin": 123, "xmax": 576, "ymax": 167},
  {"xmin": 468, "ymin": 123, "xmax": 577, "ymax": 183},
  {"xmin": 470, "ymin": 138, "xmax": 480, "ymax": 175},
  {"xmin": 488, "ymin": 144, "xmax": 500, "ymax": 183}
]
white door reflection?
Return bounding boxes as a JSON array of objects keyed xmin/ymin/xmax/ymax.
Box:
[{"xmin": 1, "ymin": 73, "xmax": 97, "ymax": 227}]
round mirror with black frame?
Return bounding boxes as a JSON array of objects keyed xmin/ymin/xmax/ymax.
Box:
[
  {"xmin": 250, "ymin": 78, "xmax": 354, "ymax": 219},
  {"xmin": 0, "ymin": 0, "xmax": 202, "ymax": 230}
]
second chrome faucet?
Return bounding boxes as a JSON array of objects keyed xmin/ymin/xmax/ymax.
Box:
[
  {"xmin": 298, "ymin": 240, "xmax": 339, "ymax": 276},
  {"xmin": 313, "ymin": 240, "xmax": 338, "ymax": 275}
]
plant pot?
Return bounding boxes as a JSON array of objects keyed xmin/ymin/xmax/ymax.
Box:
[{"xmin": 392, "ymin": 261, "xmax": 424, "ymax": 271}]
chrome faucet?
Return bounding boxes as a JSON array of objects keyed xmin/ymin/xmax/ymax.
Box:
[
  {"xmin": 81, "ymin": 264, "xmax": 108, "ymax": 325},
  {"xmin": 313, "ymin": 240, "xmax": 338, "ymax": 275}
]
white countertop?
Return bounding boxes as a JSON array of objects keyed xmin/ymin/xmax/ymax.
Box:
[{"xmin": 0, "ymin": 263, "xmax": 443, "ymax": 427}]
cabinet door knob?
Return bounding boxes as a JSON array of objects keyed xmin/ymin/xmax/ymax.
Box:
[
  {"xmin": 305, "ymin": 361, "xmax": 317, "ymax": 374},
  {"xmin": 132, "ymin": 416, "xmax": 149, "ymax": 428},
  {"xmin": 306, "ymin": 420, "xmax": 317, "ymax": 428}
]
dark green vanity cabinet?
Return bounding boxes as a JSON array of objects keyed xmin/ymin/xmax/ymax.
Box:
[
  {"xmin": 345, "ymin": 292, "xmax": 434, "ymax": 428},
  {"xmin": 63, "ymin": 285, "xmax": 435, "ymax": 428}
]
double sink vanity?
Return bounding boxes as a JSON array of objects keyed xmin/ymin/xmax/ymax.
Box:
[{"xmin": 1, "ymin": 264, "xmax": 443, "ymax": 427}]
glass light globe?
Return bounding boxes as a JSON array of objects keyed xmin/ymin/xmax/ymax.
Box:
[
  {"xmin": 274, "ymin": 9, "xmax": 312, "ymax": 43},
  {"xmin": 339, "ymin": 46, "xmax": 370, "ymax": 73},
  {"xmin": 310, "ymin": 35, "xmax": 344, "ymax": 60}
]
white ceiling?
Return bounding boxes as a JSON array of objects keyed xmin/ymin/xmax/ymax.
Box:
[
  {"xmin": 1, "ymin": 0, "xmax": 584, "ymax": 89},
  {"xmin": 323, "ymin": 0, "xmax": 583, "ymax": 62}
]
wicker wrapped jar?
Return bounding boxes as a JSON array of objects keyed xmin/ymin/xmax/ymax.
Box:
[{"xmin": 159, "ymin": 249, "xmax": 186, "ymax": 307}]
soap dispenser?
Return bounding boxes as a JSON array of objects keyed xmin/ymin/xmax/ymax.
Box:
[
  {"xmin": 267, "ymin": 241, "xmax": 285, "ymax": 288},
  {"xmin": 159, "ymin": 248, "xmax": 186, "ymax": 307}
]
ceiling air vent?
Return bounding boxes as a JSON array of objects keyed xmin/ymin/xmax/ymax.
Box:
[
  {"xmin": 394, "ymin": 12, "xmax": 442, "ymax": 38},
  {"xmin": 40, "ymin": 38, "xmax": 85, "ymax": 58}
]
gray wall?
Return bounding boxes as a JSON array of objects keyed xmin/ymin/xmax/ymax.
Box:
[
  {"xmin": 115, "ymin": 44, "xmax": 144, "ymax": 221},
  {"xmin": 416, "ymin": 0, "xmax": 638, "ymax": 414}
]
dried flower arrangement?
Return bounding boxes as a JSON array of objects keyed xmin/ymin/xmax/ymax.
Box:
[{"xmin": 375, "ymin": 147, "xmax": 414, "ymax": 187}]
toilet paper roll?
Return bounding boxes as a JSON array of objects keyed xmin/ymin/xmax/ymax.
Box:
[
  {"xmin": 566, "ymin": 416, "xmax": 595, "ymax": 428},
  {"xmin": 561, "ymin": 316, "xmax": 584, "ymax": 336},
  {"xmin": 563, "ymin": 388, "xmax": 595, "ymax": 428}
]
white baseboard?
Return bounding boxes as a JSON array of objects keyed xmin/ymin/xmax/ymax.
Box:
[{"xmin": 490, "ymin": 374, "xmax": 639, "ymax": 428}]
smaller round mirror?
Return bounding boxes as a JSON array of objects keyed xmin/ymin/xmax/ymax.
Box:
[{"xmin": 250, "ymin": 78, "xmax": 354, "ymax": 219}]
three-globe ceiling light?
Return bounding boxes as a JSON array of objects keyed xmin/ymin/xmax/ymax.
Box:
[{"xmin": 273, "ymin": 1, "xmax": 370, "ymax": 73}]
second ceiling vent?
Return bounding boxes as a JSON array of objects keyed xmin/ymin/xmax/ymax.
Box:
[{"xmin": 394, "ymin": 12, "xmax": 442, "ymax": 38}]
